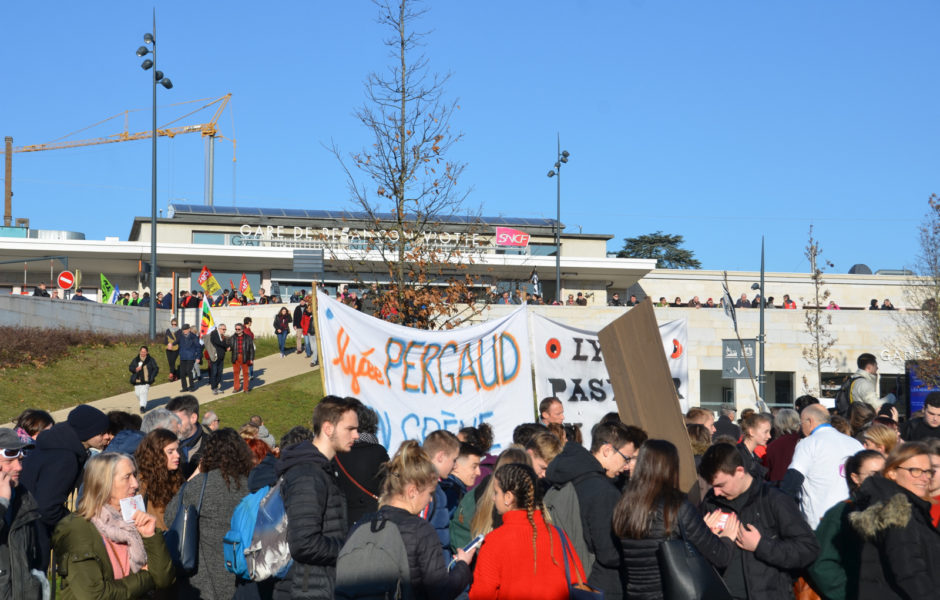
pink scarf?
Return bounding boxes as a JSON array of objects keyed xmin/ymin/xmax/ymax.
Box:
[{"xmin": 91, "ymin": 506, "xmax": 147, "ymax": 575}]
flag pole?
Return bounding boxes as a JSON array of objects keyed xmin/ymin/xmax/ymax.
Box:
[
  {"xmin": 722, "ymin": 271, "xmax": 766, "ymax": 412},
  {"xmin": 310, "ymin": 280, "xmax": 327, "ymax": 398}
]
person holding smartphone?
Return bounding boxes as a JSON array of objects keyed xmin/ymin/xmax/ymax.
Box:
[
  {"xmin": 337, "ymin": 441, "xmax": 473, "ymax": 600},
  {"xmin": 615, "ymin": 439, "xmax": 739, "ymax": 600}
]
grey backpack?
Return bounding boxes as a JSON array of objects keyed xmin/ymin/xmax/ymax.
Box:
[
  {"xmin": 543, "ymin": 474, "xmax": 596, "ymax": 578},
  {"xmin": 335, "ymin": 514, "xmax": 413, "ymax": 600}
]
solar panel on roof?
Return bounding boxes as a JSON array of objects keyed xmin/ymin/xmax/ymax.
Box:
[{"xmin": 163, "ymin": 202, "xmax": 560, "ymax": 228}]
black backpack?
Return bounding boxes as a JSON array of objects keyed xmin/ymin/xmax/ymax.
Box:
[{"xmin": 834, "ymin": 375, "xmax": 862, "ymax": 417}]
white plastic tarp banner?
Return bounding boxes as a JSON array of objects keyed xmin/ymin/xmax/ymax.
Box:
[
  {"xmin": 317, "ymin": 292, "xmax": 533, "ymax": 453},
  {"xmin": 530, "ymin": 313, "xmax": 689, "ymax": 444}
]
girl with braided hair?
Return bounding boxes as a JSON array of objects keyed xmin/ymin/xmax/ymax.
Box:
[{"xmin": 469, "ymin": 463, "xmax": 586, "ymax": 600}]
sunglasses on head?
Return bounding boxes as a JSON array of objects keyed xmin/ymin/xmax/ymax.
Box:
[{"xmin": 1, "ymin": 448, "xmax": 24, "ymax": 459}]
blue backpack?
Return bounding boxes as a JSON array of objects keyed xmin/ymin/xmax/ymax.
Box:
[{"xmin": 223, "ymin": 478, "xmax": 293, "ymax": 581}]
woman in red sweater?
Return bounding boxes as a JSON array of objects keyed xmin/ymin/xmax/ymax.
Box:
[{"xmin": 469, "ymin": 463, "xmax": 586, "ymax": 600}]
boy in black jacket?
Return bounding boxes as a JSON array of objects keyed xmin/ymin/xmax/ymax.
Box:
[{"xmin": 698, "ymin": 443, "xmax": 819, "ymax": 600}]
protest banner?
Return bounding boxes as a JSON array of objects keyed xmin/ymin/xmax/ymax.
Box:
[
  {"xmin": 317, "ymin": 291, "xmax": 532, "ymax": 452},
  {"xmin": 530, "ymin": 312, "xmax": 688, "ymax": 447},
  {"xmin": 598, "ymin": 300, "xmax": 697, "ymax": 490}
]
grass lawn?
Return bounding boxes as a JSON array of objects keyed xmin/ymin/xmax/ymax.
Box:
[
  {"xmin": 209, "ymin": 369, "xmax": 323, "ymax": 441},
  {"xmin": 0, "ymin": 336, "xmax": 284, "ymax": 423}
]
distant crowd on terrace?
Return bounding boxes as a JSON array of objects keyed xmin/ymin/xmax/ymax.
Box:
[{"xmin": 608, "ymin": 292, "xmax": 901, "ymax": 311}]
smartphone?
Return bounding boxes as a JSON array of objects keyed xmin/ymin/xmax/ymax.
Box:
[
  {"xmin": 714, "ymin": 511, "xmax": 731, "ymax": 532},
  {"xmin": 448, "ymin": 534, "xmax": 485, "ymax": 570}
]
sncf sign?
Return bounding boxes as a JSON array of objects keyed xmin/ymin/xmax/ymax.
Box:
[{"xmin": 494, "ymin": 227, "xmax": 530, "ymax": 247}]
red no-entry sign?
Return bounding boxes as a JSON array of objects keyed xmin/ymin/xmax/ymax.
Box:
[{"xmin": 57, "ymin": 270, "xmax": 75, "ymax": 290}]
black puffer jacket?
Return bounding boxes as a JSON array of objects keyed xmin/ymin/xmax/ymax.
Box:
[
  {"xmin": 620, "ymin": 500, "xmax": 734, "ymax": 600},
  {"xmin": 273, "ymin": 442, "xmax": 347, "ymax": 600},
  {"xmin": 20, "ymin": 422, "xmax": 88, "ymax": 569},
  {"xmin": 701, "ymin": 476, "xmax": 819, "ymax": 600},
  {"xmin": 544, "ymin": 441, "xmax": 624, "ymax": 599},
  {"xmin": 334, "ymin": 440, "xmax": 389, "ymax": 531},
  {"xmin": 347, "ymin": 506, "xmax": 471, "ymax": 600},
  {"xmin": 849, "ymin": 475, "xmax": 940, "ymax": 600}
]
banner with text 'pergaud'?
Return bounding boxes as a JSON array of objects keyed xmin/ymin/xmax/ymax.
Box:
[
  {"xmin": 317, "ymin": 292, "xmax": 533, "ymax": 453},
  {"xmin": 531, "ymin": 313, "xmax": 689, "ymax": 445}
]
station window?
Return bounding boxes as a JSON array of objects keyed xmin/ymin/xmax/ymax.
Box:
[{"xmin": 192, "ymin": 232, "xmax": 227, "ymax": 245}]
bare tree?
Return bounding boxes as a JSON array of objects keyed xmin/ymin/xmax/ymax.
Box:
[
  {"xmin": 900, "ymin": 195, "xmax": 940, "ymax": 386},
  {"xmin": 801, "ymin": 225, "xmax": 838, "ymax": 395},
  {"xmin": 330, "ymin": 0, "xmax": 483, "ymax": 329}
]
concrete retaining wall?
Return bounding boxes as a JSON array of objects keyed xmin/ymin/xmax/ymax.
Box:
[{"xmin": 0, "ymin": 294, "xmax": 156, "ymax": 336}]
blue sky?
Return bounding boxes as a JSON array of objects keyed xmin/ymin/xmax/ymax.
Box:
[{"xmin": 2, "ymin": 1, "xmax": 938, "ymax": 274}]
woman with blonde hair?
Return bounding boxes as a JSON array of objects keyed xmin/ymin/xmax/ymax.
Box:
[
  {"xmin": 525, "ymin": 432, "xmax": 563, "ymax": 478},
  {"xmin": 861, "ymin": 423, "xmax": 898, "ymax": 456},
  {"xmin": 336, "ymin": 441, "xmax": 473, "ymax": 600},
  {"xmin": 52, "ymin": 453, "xmax": 174, "ymax": 599},
  {"xmin": 469, "ymin": 463, "xmax": 586, "ymax": 599}
]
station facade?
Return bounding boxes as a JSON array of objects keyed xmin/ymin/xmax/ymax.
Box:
[{"xmin": 0, "ymin": 203, "xmax": 926, "ymax": 413}]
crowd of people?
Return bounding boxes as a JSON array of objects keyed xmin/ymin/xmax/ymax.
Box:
[
  {"xmin": 30, "ymin": 278, "xmax": 918, "ymax": 315},
  {"xmin": 5, "ymin": 365, "xmax": 940, "ymax": 598},
  {"xmin": 606, "ymin": 292, "xmax": 901, "ymax": 311}
]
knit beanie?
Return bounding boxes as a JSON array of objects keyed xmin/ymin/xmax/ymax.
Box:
[{"xmin": 67, "ymin": 405, "xmax": 109, "ymax": 441}]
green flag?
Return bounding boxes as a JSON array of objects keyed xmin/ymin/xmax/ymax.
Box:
[{"xmin": 100, "ymin": 273, "xmax": 116, "ymax": 304}]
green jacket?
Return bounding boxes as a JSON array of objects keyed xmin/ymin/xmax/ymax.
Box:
[
  {"xmin": 808, "ymin": 500, "xmax": 860, "ymax": 600},
  {"xmin": 52, "ymin": 513, "xmax": 175, "ymax": 600},
  {"xmin": 449, "ymin": 480, "xmax": 480, "ymax": 552}
]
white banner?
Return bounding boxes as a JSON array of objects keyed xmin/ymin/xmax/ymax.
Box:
[
  {"xmin": 531, "ymin": 313, "xmax": 689, "ymax": 445},
  {"xmin": 317, "ymin": 292, "xmax": 533, "ymax": 453}
]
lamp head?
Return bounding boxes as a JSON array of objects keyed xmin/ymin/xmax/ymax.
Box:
[
  {"xmin": 751, "ymin": 283, "xmax": 760, "ymax": 290},
  {"xmin": 144, "ymin": 33, "xmax": 154, "ymax": 45},
  {"xmin": 140, "ymin": 59, "xmax": 154, "ymax": 70},
  {"xmin": 561, "ymin": 150, "xmax": 570, "ymax": 158},
  {"xmin": 161, "ymin": 78, "xmax": 173, "ymax": 90},
  {"xmin": 560, "ymin": 156, "xmax": 568, "ymax": 163},
  {"xmin": 136, "ymin": 46, "xmax": 150, "ymax": 57},
  {"xmin": 155, "ymin": 70, "xmax": 164, "ymax": 81},
  {"xmin": 547, "ymin": 170, "xmax": 556, "ymax": 178}
]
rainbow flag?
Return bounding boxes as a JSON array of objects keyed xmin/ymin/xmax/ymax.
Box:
[{"xmin": 199, "ymin": 297, "xmax": 216, "ymax": 338}]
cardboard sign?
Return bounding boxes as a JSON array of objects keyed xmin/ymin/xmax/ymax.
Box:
[{"xmin": 598, "ymin": 299, "xmax": 697, "ymax": 491}]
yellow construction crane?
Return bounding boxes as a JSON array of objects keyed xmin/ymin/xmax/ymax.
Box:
[{"xmin": 2, "ymin": 94, "xmax": 235, "ymax": 226}]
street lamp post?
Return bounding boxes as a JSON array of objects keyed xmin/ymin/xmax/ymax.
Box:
[
  {"xmin": 136, "ymin": 12, "xmax": 172, "ymax": 340},
  {"xmin": 547, "ymin": 135, "xmax": 570, "ymax": 304}
]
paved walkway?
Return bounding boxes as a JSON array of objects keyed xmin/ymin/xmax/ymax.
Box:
[{"xmin": 8, "ymin": 350, "xmax": 318, "ymax": 427}]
